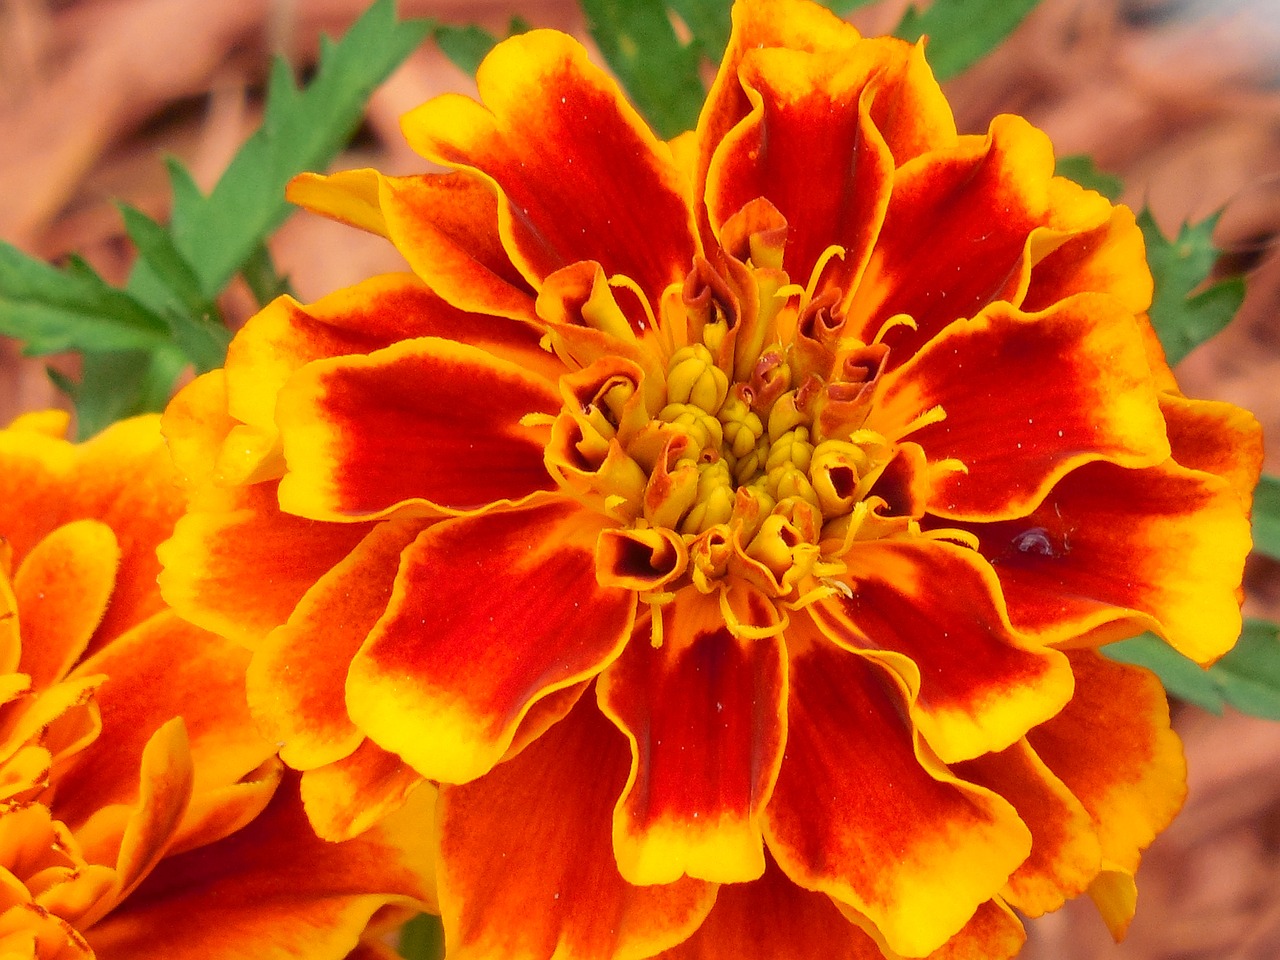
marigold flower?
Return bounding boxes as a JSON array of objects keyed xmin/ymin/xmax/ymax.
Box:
[
  {"xmin": 159, "ymin": 0, "xmax": 1262, "ymax": 956},
  {"xmin": 0, "ymin": 411, "xmax": 436, "ymax": 960}
]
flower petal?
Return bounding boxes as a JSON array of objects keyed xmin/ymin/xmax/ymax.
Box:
[
  {"xmin": 696, "ymin": 0, "xmax": 863, "ymax": 250},
  {"xmin": 157, "ymin": 481, "xmax": 374, "ymax": 647},
  {"xmin": 811, "ymin": 539, "xmax": 1073, "ymax": 763},
  {"xmin": 1161, "ymin": 393, "xmax": 1263, "ymax": 513},
  {"xmin": 1025, "ymin": 651, "xmax": 1185, "ymax": 877},
  {"xmin": 247, "ymin": 517, "xmax": 430, "ymax": 772},
  {"xmin": 223, "ymin": 273, "xmax": 562, "ymax": 488},
  {"xmin": 346, "ymin": 501, "xmax": 635, "ymax": 783},
  {"xmin": 870, "ymin": 294, "xmax": 1169, "ymax": 520},
  {"xmin": 437, "ymin": 694, "xmax": 715, "ymax": 960},
  {"xmin": 954, "ymin": 741, "xmax": 1102, "ymax": 918},
  {"xmin": 705, "ymin": 43, "xmax": 894, "ymax": 292},
  {"xmin": 14, "ymin": 520, "xmax": 119, "ymax": 692},
  {"xmin": 1020, "ymin": 204, "xmax": 1153, "ymax": 316},
  {"xmin": 401, "ymin": 30, "xmax": 697, "ymax": 307},
  {"xmin": 275, "ymin": 336, "xmax": 560, "ymax": 520},
  {"xmin": 847, "ymin": 115, "xmax": 1113, "ymax": 351},
  {"xmin": 655, "ymin": 855, "xmax": 882, "ymax": 960},
  {"xmin": 299, "ymin": 739, "xmax": 426, "ymax": 842},
  {"xmin": 764, "ymin": 614, "xmax": 1030, "ymax": 958},
  {"xmin": 377, "ymin": 172, "xmax": 539, "ymax": 320},
  {"xmin": 835, "ymin": 897, "xmax": 1026, "ymax": 960},
  {"xmin": 968, "ymin": 457, "xmax": 1251, "ymax": 663},
  {"xmin": 83, "ymin": 775, "xmax": 437, "ymax": 960},
  {"xmin": 596, "ymin": 585, "xmax": 787, "ymax": 885},
  {"xmin": 55, "ymin": 611, "xmax": 272, "ymax": 830},
  {"xmin": 286, "ymin": 168, "xmax": 390, "ymax": 238}
]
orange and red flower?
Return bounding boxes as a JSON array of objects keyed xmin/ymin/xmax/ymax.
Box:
[
  {"xmin": 159, "ymin": 0, "xmax": 1261, "ymax": 956},
  {"xmin": 0, "ymin": 411, "xmax": 435, "ymax": 960}
]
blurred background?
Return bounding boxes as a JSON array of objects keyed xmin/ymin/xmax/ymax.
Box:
[{"xmin": 1, "ymin": 0, "xmax": 1277, "ymax": 956}]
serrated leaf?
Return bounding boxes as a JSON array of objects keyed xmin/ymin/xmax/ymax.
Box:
[
  {"xmin": 1252, "ymin": 473, "xmax": 1280, "ymax": 561},
  {"xmin": 1211, "ymin": 620, "xmax": 1280, "ymax": 721},
  {"xmin": 135, "ymin": 0, "xmax": 431, "ymax": 303},
  {"xmin": 895, "ymin": 0, "xmax": 1044, "ymax": 81},
  {"xmin": 398, "ymin": 913, "xmax": 445, "ymax": 960},
  {"xmin": 0, "ymin": 241, "xmax": 170, "ymax": 355},
  {"xmin": 118, "ymin": 203, "xmax": 215, "ymax": 316},
  {"xmin": 1055, "ymin": 154, "xmax": 1123, "ymax": 202},
  {"xmin": 1102, "ymin": 633, "xmax": 1226, "ymax": 713},
  {"xmin": 580, "ymin": 0, "xmax": 706, "ymax": 138},
  {"xmin": 1139, "ymin": 208, "xmax": 1246, "ymax": 365},
  {"xmin": 71, "ymin": 345, "xmax": 188, "ymax": 440}
]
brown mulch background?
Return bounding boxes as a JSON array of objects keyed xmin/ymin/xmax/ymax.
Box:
[{"xmin": 2, "ymin": 0, "xmax": 1278, "ymax": 957}]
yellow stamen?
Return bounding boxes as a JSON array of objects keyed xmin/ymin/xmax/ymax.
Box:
[
  {"xmin": 890, "ymin": 404, "xmax": 947, "ymax": 443},
  {"xmin": 872, "ymin": 312, "xmax": 918, "ymax": 345},
  {"xmin": 919, "ymin": 527, "xmax": 981, "ymax": 551},
  {"xmin": 718, "ymin": 587, "xmax": 787, "ymax": 641}
]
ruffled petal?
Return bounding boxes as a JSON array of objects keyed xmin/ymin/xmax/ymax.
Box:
[
  {"xmin": 1020, "ymin": 204, "xmax": 1153, "ymax": 316},
  {"xmin": 275, "ymin": 337, "xmax": 560, "ymax": 520},
  {"xmin": 83, "ymin": 775, "xmax": 437, "ymax": 960},
  {"xmin": 157, "ymin": 482, "xmax": 374, "ymax": 647},
  {"xmin": 695, "ymin": 0, "xmax": 863, "ymax": 250},
  {"xmin": 704, "ymin": 42, "xmax": 894, "ymax": 291},
  {"xmin": 55, "ymin": 612, "xmax": 272, "ymax": 830},
  {"xmin": 401, "ymin": 30, "xmax": 697, "ymax": 308},
  {"xmin": 847, "ymin": 115, "xmax": 1113, "ymax": 351},
  {"xmin": 835, "ymin": 897, "xmax": 1026, "ymax": 960},
  {"xmin": 968, "ymin": 458, "xmax": 1251, "ymax": 663},
  {"xmin": 764, "ymin": 614, "xmax": 1030, "ymax": 958},
  {"xmin": 13, "ymin": 520, "xmax": 119, "ymax": 692},
  {"xmin": 811, "ymin": 539, "xmax": 1073, "ymax": 763},
  {"xmin": 596, "ymin": 585, "xmax": 787, "ymax": 885},
  {"xmin": 1160, "ymin": 393, "xmax": 1263, "ymax": 512},
  {"xmin": 954, "ymin": 741, "xmax": 1102, "ymax": 918},
  {"xmin": 1025, "ymin": 651, "xmax": 1185, "ymax": 878},
  {"xmin": 437, "ymin": 695, "xmax": 715, "ymax": 960},
  {"xmin": 655, "ymin": 856, "xmax": 881, "ymax": 960},
  {"xmin": 376, "ymin": 172, "xmax": 538, "ymax": 320},
  {"xmin": 247, "ymin": 517, "xmax": 430, "ymax": 772},
  {"xmin": 346, "ymin": 501, "xmax": 635, "ymax": 783},
  {"xmin": 285, "ymin": 168, "xmax": 390, "ymax": 238},
  {"xmin": 299, "ymin": 740, "xmax": 426, "ymax": 843},
  {"xmin": 870, "ymin": 294, "xmax": 1169, "ymax": 520}
]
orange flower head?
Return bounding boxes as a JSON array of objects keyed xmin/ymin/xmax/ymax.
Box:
[
  {"xmin": 160, "ymin": 0, "xmax": 1262, "ymax": 957},
  {"xmin": 0, "ymin": 412, "xmax": 435, "ymax": 960}
]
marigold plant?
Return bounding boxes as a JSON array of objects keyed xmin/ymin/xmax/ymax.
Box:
[
  {"xmin": 0, "ymin": 411, "xmax": 436, "ymax": 960},
  {"xmin": 158, "ymin": 0, "xmax": 1262, "ymax": 956}
]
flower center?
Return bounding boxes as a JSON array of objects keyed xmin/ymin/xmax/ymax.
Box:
[{"xmin": 536, "ymin": 212, "xmax": 963, "ymax": 639}]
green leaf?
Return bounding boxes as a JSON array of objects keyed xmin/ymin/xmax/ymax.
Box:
[
  {"xmin": 895, "ymin": 0, "xmax": 1044, "ymax": 81},
  {"xmin": 1103, "ymin": 621, "xmax": 1280, "ymax": 720},
  {"xmin": 1139, "ymin": 209, "xmax": 1245, "ymax": 365},
  {"xmin": 580, "ymin": 0, "xmax": 705, "ymax": 138},
  {"xmin": 399, "ymin": 913, "xmax": 446, "ymax": 960},
  {"xmin": 140, "ymin": 0, "xmax": 431, "ymax": 303},
  {"xmin": 1102, "ymin": 633, "xmax": 1225, "ymax": 713},
  {"xmin": 666, "ymin": 0, "xmax": 733, "ymax": 61},
  {"xmin": 1211, "ymin": 619, "xmax": 1280, "ymax": 721},
  {"xmin": 434, "ymin": 23, "xmax": 497, "ymax": 75},
  {"xmin": 816, "ymin": 0, "xmax": 880, "ymax": 13},
  {"xmin": 71, "ymin": 345, "xmax": 188, "ymax": 440},
  {"xmin": 241, "ymin": 243, "xmax": 295, "ymax": 308},
  {"xmin": 0, "ymin": 241, "xmax": 170, "ymax": 355},
  {"xmin": 1252, "ymin": 473, "xmax": 1280, "ymax": 562},
  {"xmin": 1054, "ymin": 154, "xmax": 1123, "ymax": 202}
]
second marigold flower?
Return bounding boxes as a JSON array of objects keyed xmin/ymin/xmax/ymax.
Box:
[{"xmin": 158, "ymin": 0, "xmax": 1262, "ymax": 956}]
